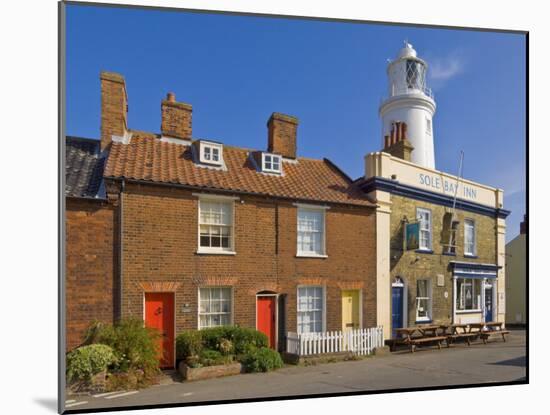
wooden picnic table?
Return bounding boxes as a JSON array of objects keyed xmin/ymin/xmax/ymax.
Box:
[
  {"xmin": 393, "ymin": 325, "xmax": 447, "ymax": 353},
  {"xmin": 440, "ymin": 323, "xmax": 479, "ymax": 346},
  {"xmin": 480, "ymin": 322, "xmax": 510, "ymax": 343}
]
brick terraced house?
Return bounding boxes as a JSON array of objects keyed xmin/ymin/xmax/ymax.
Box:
[{"xmin": 65, "ymin": 71, "xmax": 378, "ymax": 367}]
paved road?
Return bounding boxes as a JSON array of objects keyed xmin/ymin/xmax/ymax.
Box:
[{"xmin": 65, "ymin": 330, "xmax": 526, "ymax": 411}]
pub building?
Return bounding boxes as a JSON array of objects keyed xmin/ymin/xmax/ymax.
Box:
[{"xmin": 358, "ymin": 43, "xmax": 510, "ymax": 339}]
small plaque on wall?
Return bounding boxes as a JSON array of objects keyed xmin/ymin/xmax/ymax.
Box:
[
  {"xmin": 182, "ymin": 304, "xmax": 192, "ymax": 313},
  {"xmin": 437, "ymin": 274, "xmax": 445, "ymax": 287}
]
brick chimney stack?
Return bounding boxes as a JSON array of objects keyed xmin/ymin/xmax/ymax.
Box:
[
  {"xmin": 267, "ymin": 112, "xmax": 299, "ymax": 159},
  {"xmin": 100, "ymin": 71, "xmax": 128, "ymax": 151},
  {"xmin": 382, "ymin": 121, "xmax": 414, "ymax": 162},
  {"xmin": 161, "ymin": 92, "xmax": 192, "ymax": 140}
]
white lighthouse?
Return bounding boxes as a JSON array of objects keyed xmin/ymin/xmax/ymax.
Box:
[{"xmin": 379, "ymin": 42, "xmax": 436, "ymax": 168}]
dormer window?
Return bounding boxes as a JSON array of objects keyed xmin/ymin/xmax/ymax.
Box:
[
  {"xmin": 199, "ymin": 141, "xmax": 223, "ymax": 166},
  {"xmin": 262, "ymin": 153, "xmax": 282, "ymax": 174}
]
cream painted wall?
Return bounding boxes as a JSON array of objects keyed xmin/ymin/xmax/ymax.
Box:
[
  {"xmin": 505, "ymin": 233, "xmax": 526, "ymax": 325},
  {"xmin": 372, "ymin": 189, "xmax": 392, "ymax": 339},
  {"xmin": 365, "ymin": 152, "xmax": 503, "ymax": 209}
]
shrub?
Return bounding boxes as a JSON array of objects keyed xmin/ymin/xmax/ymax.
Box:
[
  {"xmin": 232, "ymin": 327, "xmax": 268, "ymax": 354},
  {"xmin": 199, "ymin": 349, "xmax": 233, "ymax": 366},
  {"xmin": 66, "ymin": 344, "xmax": 117, "ymax": 383},
  {"xmin": 176, "ymin": 330, "xmax": 203, "ymax": 360},
  {"xmin": 241, "ymin": 347, "xmax": 283, "ymax": 373},
  {"xmin": 200, "ymin": 327, "xmax": 237, "ymax": 351},
  {"xmin": 105, "ymin": 368, "xmax": 152, "ymax": 391},
  {"xmin": 176, "ymin": 326, "xmax": 269, "ymax": 364},
  {"xmin": 218, "ymin": 338, "xmax": 234, "ymax": 355},
  {"xmin": 84, "ymin": 319, "xmax": 160, "ymax": 377}
]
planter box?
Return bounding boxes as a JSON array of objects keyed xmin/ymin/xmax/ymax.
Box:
[
  {"xmin": 68, "ymin": 370, "xmax": 107, "ymax": 394},
  {"xmin": 178, "ymin": 361, "xmax": 243, "ymax": 381}
]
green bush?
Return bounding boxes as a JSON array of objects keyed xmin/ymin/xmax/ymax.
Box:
[
  {"xmin": 176, "ymin": 330, "xmax": 203, "ymax": 360},
  {"xmin": 218, "ymin": 338, "xmax": 234, "ymax": 355},
  {"xmin": 84, "ymin": 319, "xmax": 160, "ymax": 376},
  {"xmin": 66, "ymin": 344, "xmax": 117, "ymax": 383},
  {"xmin": 232, "ymin": 327, "xmax": 268, "ymax": 354},
  {"xmin": 200, "ymin": 327, "xmax": 238, "ymax": 351},
  {"xmin": 241, "ymin": 347, "xmax": 283, "ymax": 373},
  {"xmin": 199, "ymin": 349, "xmax": 233, "ymax": 366},
  {"xmin": 175, "ymin": 326, "xmax": 269, "ymax": 364}
]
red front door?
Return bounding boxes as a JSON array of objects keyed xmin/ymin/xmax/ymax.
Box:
[
  {"xmin": 257, "ymin": 296, "xmax": 277, "ymax": 349},
  {"xmin": 145, "ymin": 292, "xmax": 175, "ymax": 368}
]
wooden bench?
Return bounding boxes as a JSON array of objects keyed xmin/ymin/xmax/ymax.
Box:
[
  {"xmin": 408, "ymin": 336, "xmax": 448, "ymax": 353},
  {"xmin": 480, "ymin": 322, "xmax": 510, "ymax": 344}
]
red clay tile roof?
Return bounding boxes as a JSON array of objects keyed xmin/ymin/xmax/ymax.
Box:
[{"xmin": 104, "ymin": 132, "xmax": 375, "ymax": 207}]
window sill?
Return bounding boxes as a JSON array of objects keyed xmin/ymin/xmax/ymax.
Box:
[
  {"xmin": 464, "ymin": 254, "xmax": 478, "ymax": 259},
  {"xmin": 415, "ymin": 249, "xmax": 433, "ymax": 254},
  {"xmin": 455, "ymin": 309, "xmax": 482, "ymax": 314},
  {"xmin": 196, "ymin": 249, "xmax": 236, "ymax": 256},
  {"xmin": 296, "ymin": 253, "xmax": 328, "ymax": 259},
  {"xmin": 442, "ymin": 251, "xmax": 456, "ymax": 256}
]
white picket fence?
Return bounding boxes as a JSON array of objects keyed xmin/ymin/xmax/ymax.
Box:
[{"xmin": 286, "ymin": 326, "xmax": 384, "ymax": 356}]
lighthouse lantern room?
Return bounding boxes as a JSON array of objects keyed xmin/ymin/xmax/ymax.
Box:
[{"xmin": 379, "ymin": 42, "xmax": 437, "ymax": 169}]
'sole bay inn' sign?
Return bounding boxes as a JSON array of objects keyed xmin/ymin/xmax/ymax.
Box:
[{"xmin": 418, "ymin": 173, "xmax": 478, "ymax": 201}]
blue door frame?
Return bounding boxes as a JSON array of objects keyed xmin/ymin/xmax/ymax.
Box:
[{"xmin": 392, "ymin": 286, "xmax": 404, "ymax": 338}]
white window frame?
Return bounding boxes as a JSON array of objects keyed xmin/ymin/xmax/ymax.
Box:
[
  {"xmin": 199, "ymin": 141, "xmax": 223, "ymax": 166},
  {"xmin": 296, "ymin": 285, "xmax": 326, "ymax": 334},
  {"xmin": 195, "ymin": 194, "xmax": 237, "ymax": 255},
  {"xmin": 262, "ymin": 153, "xmax": 282, "ymax": 174},
  {"xmin": 415, "ymin": 279, "xmax": 432, "ymax": 322},
  {"xmin": 198, "ymin": 287, "xmax": 233, "ymax": 329},
  {"xmin": 295, "ymin": 204, "xmax": 329, "ymax": 258},
  {"xmin": 455, "ymin": 277, "xmax": 482, "ymax": 312},
  {"xmin": 416, "ymin": 207, "xmax": 432, "ymax": 251},
  {"xmin": 464, "ymin": 218, "xmax": 476, "ymax": 256}
]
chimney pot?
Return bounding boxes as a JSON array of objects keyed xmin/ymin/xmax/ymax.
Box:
[
  {"xmin": 384, "ymin": 135, "xmax": 390, "ymax": 149},
  {"xmin": 167, "ymin": 92, "xmax": 176, "ymax": 102}
]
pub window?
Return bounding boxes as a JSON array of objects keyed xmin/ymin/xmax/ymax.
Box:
[
  {"xmin": 415, "ymin": 279, "xmax": 432, "ymax": 322},
  {"xmin": 464, "ymin": 219, "xmax": 476, "ymax": 256},
  {"xmin": 416, "ymin": 208, "xmax": 432, "ymax": 251},
  {"xmin": 456, "ymin": 278, "xmax": 482, "ymax": 311}
]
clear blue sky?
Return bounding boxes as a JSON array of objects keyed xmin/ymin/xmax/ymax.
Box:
[{"xmin": 65, "ymin": 4, "xmax": 526, "ymax": 241}]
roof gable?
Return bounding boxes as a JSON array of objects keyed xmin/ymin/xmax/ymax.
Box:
[{"xmin": 65, "ymin": 137, "xmax": 105, "ymax": 199}]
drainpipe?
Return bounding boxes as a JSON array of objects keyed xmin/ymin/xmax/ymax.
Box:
[{"xmin": 118, "ymin": 179, "xmax": 125, "ymax": 322}]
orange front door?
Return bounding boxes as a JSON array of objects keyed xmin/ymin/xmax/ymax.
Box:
[
  {"xmin": 257, "ymin": 296, "xmax": 277, "ymax": 349},
  {"xmin": 145, "ymin": 292, "xmax": 175, "ymax": 368}
]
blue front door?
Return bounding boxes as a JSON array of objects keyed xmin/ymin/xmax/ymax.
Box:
[
  {"xmin": 392, "ymin": 286, "xmax": 404, "ymax": 337},
  {"xmin": 484, "ymin": 283, "xmax": 494, "ymax": 322}
]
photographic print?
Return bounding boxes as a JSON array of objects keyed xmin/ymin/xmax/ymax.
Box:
[{"xmin": 60, "ymin": 1, "xmax": 527, "ymax": 412}]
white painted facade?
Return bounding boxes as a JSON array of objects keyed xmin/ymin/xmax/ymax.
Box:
[{"xmin": 379, "ymin": 43, "xmax": 436, "ymax": 169}]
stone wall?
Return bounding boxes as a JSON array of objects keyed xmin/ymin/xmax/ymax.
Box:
[{"xmin": 389, "ymin": 194, "xmax": 498, "ymax": 326}]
